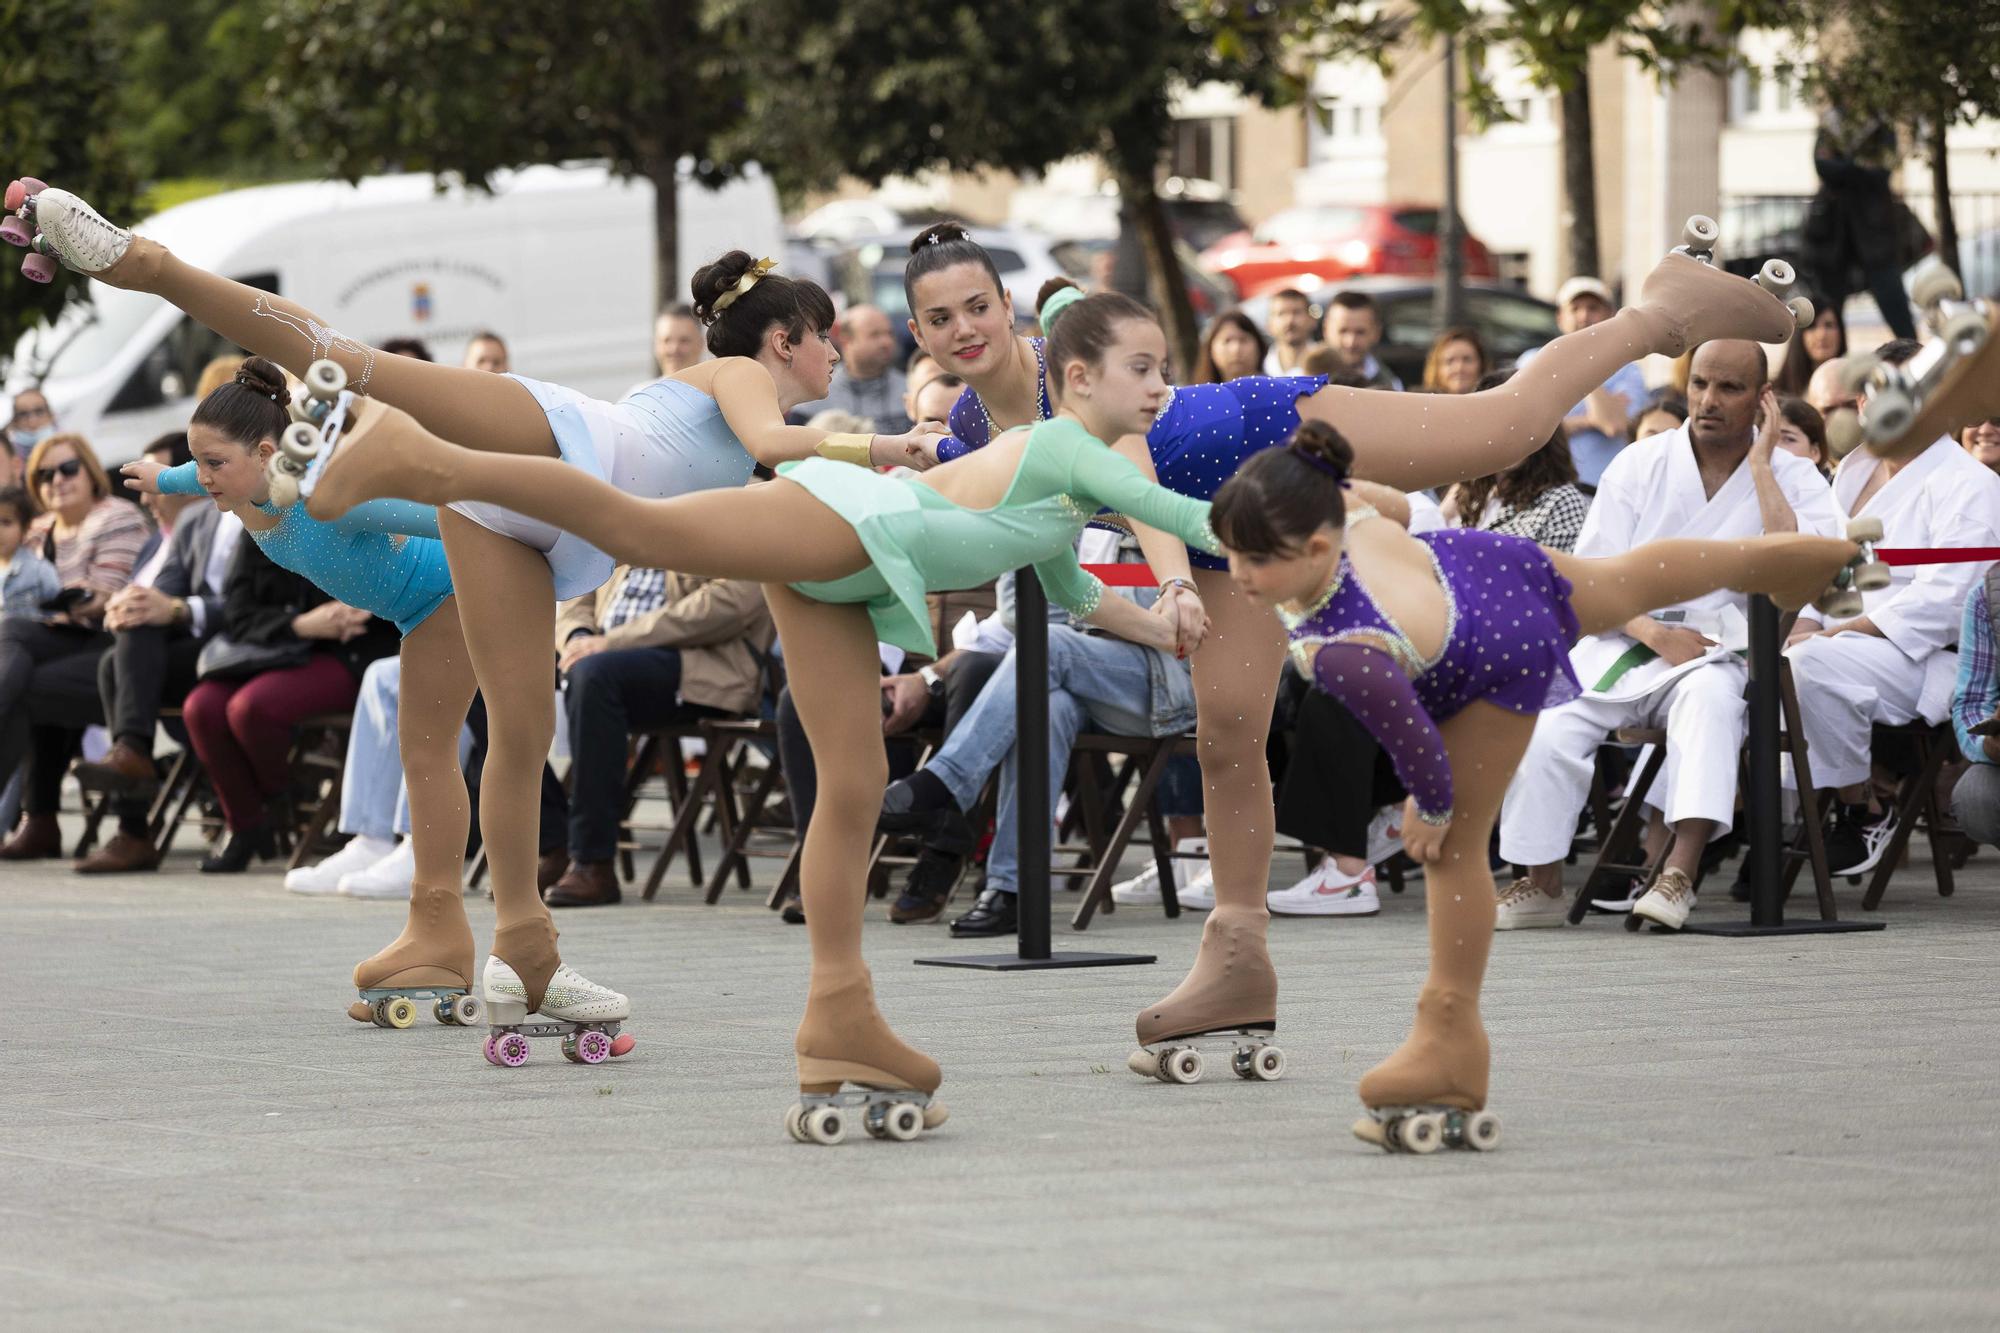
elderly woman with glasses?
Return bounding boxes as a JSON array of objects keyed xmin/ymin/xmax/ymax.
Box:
[{"xmin": 0, "ymin": 431, "xmax": 150, "ymax": 860}]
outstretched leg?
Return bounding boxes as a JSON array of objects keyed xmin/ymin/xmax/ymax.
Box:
[
  {"xmin": 1309, "ymin": 251, "xmax": 1798, "ymax": 493},
  {"xmin": 1357, "ymin": 701, "xmax": 1535, "ymax": 1115},
  {"xmin": 1552, "ymin": 535, "xmax": 1860, "ymax": 632},
  {"xmin": 310, "ymin": 398, "xmax": 870, "ymax": 583},
  {"xmin": 350, "ymin": 598, "xmax": 480, "ymax": 1018},
  {"xmin": 766, "ymin": 585, "xmax": 942, "ymax": 1103},
  {"xmin": 1134, "ymin": 571, "xmax": 1288, "ymax": 1045}
]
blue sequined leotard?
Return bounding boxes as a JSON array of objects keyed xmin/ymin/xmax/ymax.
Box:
[
  {"xmin": 938, "ymin": 337, "xmax": 1328, "ymax": 570},
  {"xmin": 159, "ymin": 462, "xmax": 451, "ymax": 635}
]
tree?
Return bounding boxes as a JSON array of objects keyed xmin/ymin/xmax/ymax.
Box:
[
  {"xmin": 710, "ymin": 0, "xmax": 1397, "ymax": 368},
  {"xmin": 0, "ymin": 0, "xmax": 140, "ymax": 374},
  {"xmin": 105, "ymin": 0, "xmax": 290, "ymax": 185},
  {"xmin": 259, "ymin": 0, "xmax": 745, "ymax": 310},
  {"xmin": 1780, "ymin": 3, "xmax": 2000, "ymax": 286}
]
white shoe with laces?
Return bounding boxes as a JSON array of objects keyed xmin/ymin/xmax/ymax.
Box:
[
  {"xmin": 25, "ymin": 188, "xmax": 134, "ymax": 274},
  {"xmin": 1268, "ymin": 862, "xmax": 1380, "ymax": 917},
  {"xmin": 1494, "ymin": 878, "xmax": 1568, "ymax": 929},
  {"xmin": 1111, "ymin": 837, "xmax": 1206, "ymax": 907},
  {"xmin": 338, "ymin": 837, "xmax": 416, "ymax": 900},
  {"xmin": 285, "ymin": 834, "xmax": 394, "ymax": 896},
  {"xmin": 1631, "ymin": 867, "xmax": 1698, "ymax": 930},
  {"xmin": 482, "ymin": 955, "xmax": 630, "ymax": 1022}
]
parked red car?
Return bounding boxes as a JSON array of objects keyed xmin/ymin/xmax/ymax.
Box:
[{"xmin": 1200, "ymin": 204, "xmax": 1499, "ymax": 299}]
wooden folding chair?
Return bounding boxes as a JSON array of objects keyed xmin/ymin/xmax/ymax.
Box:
[{"xmin": 1860, "ymin": 720, "xmax": 1959, "ymax": 909}]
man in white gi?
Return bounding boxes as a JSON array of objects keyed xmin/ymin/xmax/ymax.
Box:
[
  {"xmin": 1785, "ymin": 341, "xmax": 2000, "ymax": 877},
  {"xmin": 1495, "ymin": 340, "xmax": 1839, "ymax": 929}
]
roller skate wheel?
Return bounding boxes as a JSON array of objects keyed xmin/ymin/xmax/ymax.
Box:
[
  {"xmin": 1163, "ymin": 1047, "xmax": 1204, "ymax": 1085},
  {"xmin": 884, "ymin": 1102, "xmax": 924, "ymax": 1142},
  {"xmin": 433, "ymin": 997, "xmax": 457, "ymax": 1025},
  {"xmin": 608, "ymin": 1032, "xmax": 635, "ymax": 1058},
  {"xmin": 1462, "ymin": 1110, "xmax": 1502, "ymax": 1152},
  {"xmin": 280, "ymin": 421, "xmax": 321, "ymax": 464},
  {"xmin": 1818, "ymin": 588, "xmax": 1865, "ymax": 619},
  {"xmin": 1396, "ymin": 1113, "xmax": 1443, "ymax": 1154},
  {"xmin": 574, "ymin": 1029, "xmax": 611, "ymax": 1064},
  {"xmin": 1861, "ymin": 386, "xmax": 1915, "ymax": 443},
  {"xmin": 561, "ymin": 1034, "xmax": 583, "ymax": 1063},
  {"xmin": 1250, "ymin": 1044, "xmax": 1285, "ymax": 1082},
  {"xmin": 1845, "ymin": 516, "xmax": 1884, "ymax": 544},
  {"xmin": 1942, "ymin": 307, "xmax": 1990, "ymax": 353},
  {"xmin": 265, "ymin": 470, "xmax": 299, "ymax": 509},
  {"xmin": 21, "ymin": 252, "xmax": 55, "ymax": 283},
  {"xmin": 379, "ymin": 996, "xmax": 416, "ymax": 1029},
  {"xmin": 1756, "ymin": 257, "xmax": 1796, "ymax": 292},
  {"xmin": 804, "ymin": 1106, "xmax": 845, "ymax": 1145},
  {"xmin": 305, "ymin": 359, "xmax": 347, "ymax": 400},
  {"xmin": 2, "ymin": 180, "xmax": 24, "ymax": 211},
  {"xmin": 287, "ymin": 384, "xmax": 321, "ymax": 425},
  {"xmin": 1853, "ymin": 561, "xmax": 1891, "ymax": 592},
  {"xmin": 1908, "ymin": 258, "xmax": 1963, "ymax": 311},
  {"xmin": 0, "ymin": 217, "xmax": 28, "ymax": 248},
  {"xmin": 1786, "ymin": 295, "xmax": 1815, "ymax": 328},
  {"xmin": 1825, "ymin": 409, "xmax": 1863, "ymax": 459},
  {"xmin": 369, "ymin": 998, "xmax": 393, "ymax": 1028},
  {"xmin": 1681, "ymin": 214, "xmax": 1719, "ymax": 251},
  {"xmin": 1127, "ymin": 1048, "xmax": 1159, "ymax": 1078},
  {"xmin": 785, "ymin": 1104, "xmax": 809, "ymax": 1142},
  {"xmin": 482, "ymin": 1035, "xmax": 502, "ymax": 1065},
  {"xmin": 452, "ymin": 994, "xmax": 479, "ymax": 1026},
  {"xmin": 494, "ymin": 1032, "xmax": 531, "ymax": 1067}
]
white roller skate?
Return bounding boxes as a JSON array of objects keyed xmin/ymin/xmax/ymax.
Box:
[
  {"xmin": 3, "ymin": 179, "xmax": 133, "ymax": 281},
  {"xmin": 1127, "ymin": 1026, "xmax": 1286, "ymax": 1085},
  {"xmin": 479, "ymin": 956, "xmax": 635, "ymax": 1068},
  {"xmin": 1352, "ymin": 1105, "xmax": 1502, "ymax": 1155}
]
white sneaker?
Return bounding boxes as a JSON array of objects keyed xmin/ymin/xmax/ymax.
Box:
[
  {"xmin": 1112, "ymin": 837, "xmax": 1206, "ymax": 906},
  {"xmin": 1177, "ymin": 863, "xmax": 1216, "ymax": 911},
  {"xmin": 1364, "ymin": 807, "xmax": 1404, "ymax": 866},
  {"xmin": 338, "ymin": 837, "xmax": 416, "ymax": 900},
  {"xmin": 1269, "ymin": 863, "xmax": 1380, "ymax": 917},
  {"xmin": 1631, "ymin": 867, "xmax": 1697, "ymax": 930},
  {"xmin": 1587, "ymin": 877, "xmax": 1646, "ymax": 914},
  {"xmin": 1494, "ymin": 878, "xmax": 1568, "ymax": 929},
  {"xmin": 1832, "ymin": 811, "xmax": 1899, "ymax": 878},
  {"xmin": 285, "ymin": 834, "xmax": 395, "ymax": 896},
  {"xmin": 482, "ymin": 955, "xmax": 630, "ymax": 1021},
  {"xmin": 27, "ymin": 188, "xmax": 134, "ymax": 274}
]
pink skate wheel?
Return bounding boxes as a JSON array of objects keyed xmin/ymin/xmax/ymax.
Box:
[
  {"xmin": 0, "ymin": 217, "xmax": 28, "ymax": 248},
  {"xmin": 482, "ymin": 1035, "xmax": 501, "ymax": 1065},
  {"xmin": 20, "ymin": 177, "xmax": 46, "ymax": 196},
  {"xmin": 496, "ymin": 1032, "xmax": 531, "ymax": 1067},
  {"xmin": 575, "ymin": 1030, "xmax": 612, "ymax": 1064},
  {"xmin": 22, "ymin": 253, "xmax": 55, "ymax": 283},
  {"xmin": 3, "ymin": 181, "xmax": 23, "ymax": 211},
  {"xmin": 609, "ymin": 1033, "xmax": 636, "ymax": 1058}
]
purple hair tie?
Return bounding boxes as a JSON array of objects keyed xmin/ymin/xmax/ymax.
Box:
[{"xmin": 1290, "ymin": 444, "xmax": 1351, "ymax": 488}]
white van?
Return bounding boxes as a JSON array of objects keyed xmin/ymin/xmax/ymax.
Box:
[{"xmin": 6, "ymin": 162, "xmax": 783, "ymax": 464}]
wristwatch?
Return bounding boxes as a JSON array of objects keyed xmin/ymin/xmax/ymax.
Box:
[{"xmin": 918, "ymin": 664, "xmax": 944, "ymax": 696}]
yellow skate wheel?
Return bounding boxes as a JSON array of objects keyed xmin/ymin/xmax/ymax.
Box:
[{"xmin": 379, "ymin": 996, "xmax": 417, "ymax": 1029}]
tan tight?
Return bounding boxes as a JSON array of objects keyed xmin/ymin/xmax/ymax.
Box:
[{"xmin": 350, "ymin": 599, "xmax": 479, "ymax": 1015}]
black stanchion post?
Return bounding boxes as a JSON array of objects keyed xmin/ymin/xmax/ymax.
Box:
[
  {"xmin": 1682, "ymin": 594, "xmax": 1883, "ymax": 938},
  {"xmin": 917, "ymin": 567, "xmax": 1156, "ymax": 971}
]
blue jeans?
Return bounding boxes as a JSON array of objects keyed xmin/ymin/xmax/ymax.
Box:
[
  {"xmin": 338, "ymin": 656, "xmax": 473, "ymax": 840},
  {"xmin": 927, "ymin": 626, "xmax": 1195, "ymax": 894}
]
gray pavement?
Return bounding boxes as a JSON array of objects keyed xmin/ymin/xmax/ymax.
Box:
[{"xmin": 4, "ymin": 822, "xmax": 1998, "ymax": 1332}]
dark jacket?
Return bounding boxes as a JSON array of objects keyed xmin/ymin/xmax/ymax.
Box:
[
  {"xmin": 151, "ymin": 504, "xmax": 229, "ymax": 639},
  {"xmin": 222, "ymin": 537, "xmax": 398, "ymax": 680}
]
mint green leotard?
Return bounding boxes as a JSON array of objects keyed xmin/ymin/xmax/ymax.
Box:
[{"xmin": 778, "ymin": 416, "xmax": 1219, "ymax": 655}]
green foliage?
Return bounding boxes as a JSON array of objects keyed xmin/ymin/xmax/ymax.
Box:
[
  {"xmin": 1776, "ymin": 3, "xmax": 2000, "ymax": 139},
  {"xmin": 103, "ymin": 0, "xmax": 290, "ymax": 182},
  {"xmin": 0, "ymin": 0, "xmax": 139, "ymax": 370}
]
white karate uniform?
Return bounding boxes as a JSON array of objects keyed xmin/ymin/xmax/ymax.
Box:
[
  {"xmin": 1498, "ymin": 427, "xmax": 1838, "ymax": 865},
  {"xmin": 1784, "ymin": 436, "xmax": 2000, "ymax": 790}
]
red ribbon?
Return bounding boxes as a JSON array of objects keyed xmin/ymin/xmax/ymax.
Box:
[
  {"xmin": 1875, "ymin": 547, "xmax": 2000, "ymax": 566},
  {"xmin": 1082, "ymin": 564, "xmax": 1158, "ymax": 586}
]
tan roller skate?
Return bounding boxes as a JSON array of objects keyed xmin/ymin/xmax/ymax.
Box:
[
  {"xmin": 1825, "ymin": 260, "xmax": 2000, "ymax": 464},
  {"xmin": 349, "ymin": 880, "xmax": 480, "ymax": 1028},
  {"xmin": 787, "ymin": 969, "xmax": 946, "ymax": 1146},
  {"xmin": 1631, "ymin": 215, "xmax": 1810, "ymax": 357},
  {"xmin": 1352, "ymin": 987, "xmax": 1502, "ymax": 1155},
  {"xmin": 1129, "ymin": 912, "xmax": 1284, "ymax": 1085},
  {"xmin": 294, "ymin": 367, "xmax": 459, "ymax": 521}
]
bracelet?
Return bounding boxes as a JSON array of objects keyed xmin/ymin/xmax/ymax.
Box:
[
  {"xmin": 1159, "ymin": 577, "xmax": 1199, "ymax": 598},
  {"xmin": 1414, "ymin": 806, "xmax": 1453, "ymax": 827},
  {"xmin": 815, "ymin": 432, "xmax": 874, "ymax": 466}
]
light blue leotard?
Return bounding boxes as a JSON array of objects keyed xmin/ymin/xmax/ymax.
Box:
[{"xmin": 159, "ymin": 462, "xmax": 452, "ymax": 635}]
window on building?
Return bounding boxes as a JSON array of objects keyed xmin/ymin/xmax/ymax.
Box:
[{"xmin": 1170, "ymin": 117, "xmax": 1235, "ymax": 190}]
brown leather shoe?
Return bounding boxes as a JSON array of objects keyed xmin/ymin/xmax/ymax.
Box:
[
  {"xmin": 536, "ymin": 848, "xmax": 567, "ymax": 893},
  {"xmin": 0, "ymin": 814, "xmax": 63, "ymax": 860},
  {"xmin": 543, "ymin": 859, "xmax": 622, "ymax": 908},
  {"xmin": 75, "ymin": 830, "xmax": 162, "ymax": 874},
  {"xmin": 74, "ymin": 741, "xmax": 160, "ymax": 793}
]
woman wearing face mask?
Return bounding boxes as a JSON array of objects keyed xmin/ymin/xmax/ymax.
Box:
[
  {"xmin": 6, "ymin": 389, "xmax": 56, "ymax": 478},
  {"xmin": 0, "ymin": 431, "xmax": 149, "ymax": 859},
  {"xmin": 904, "ymin": 220, "xmax": 1806, "ymax": 1083},
  {"xmin": 17, "ymin": 177, "xmax": 942, "ymax": 1046}
]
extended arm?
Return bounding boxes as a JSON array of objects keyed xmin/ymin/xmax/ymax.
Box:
[
  {"xmin": 707, "ymin": 358, "xmax": 937, "ymax": 470},
  {"xmin": 1310, "ymin": 641, "xmax": 1452, "ymax": 818},
  {"xmin": 1058, "ymin": 427, "xmax": 1218, "ymax": 556}
]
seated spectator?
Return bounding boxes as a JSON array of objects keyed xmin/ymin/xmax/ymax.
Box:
[
  {"xmin": 878, "ymin": 540, "xmax": 1196, "ymax": 939},
  {"xmin": 463, "ymin": 330, "xmax": 510, "ymax": 374},
  {"xmin": 1521, "ymin": 276, "xmax": 1650, "ymax": 490},
  {"xmin": 1261, "ymin": 287, "xmax": 1320, "ymax": 375},
  {"xmin": 0, "ymin": 432, "xmax": 150, "ymax": 860},
  {"xmin": 1774, "ymin": 394, "xmax": 1832, "ymax": 475},
  {"xmin": 1961, "ymin": 416, "xmax": 2000, "ymax": 477},
  {"xmin": 1319, "ymin": 290, "xmax": 1402, "ymax": 390},
  {"xmin": 1806, "ymin": 353, "xmax": 1863, "ymax": 427},
  {"xmin": 544, "ymin": 565, "xmax": 774, "ymax": 907},
  {"xmin": 0, "ymin": 484, "xmax": 58, "ymax": 619},
  {"xmin": 795, "ymin": 304, "xmax": 910, "ymax": 432},
  {"xmin": 1420, "ymin": 325, "xmax": 1489, "ymax": 395},
  {"xmin": 1443, "ymin": 370, "xmax": 1591, "ymax": 552},
  {"xmin": 1774, "ymin": 292, "xmax": 1846, "ymax": 396},
  {"xmin": 1497, "ymin": 341, "xmax": 1840, "ymax": 929},
  {"xmin": 1191, "ymin": 311, "xmax": 1267, "ymax": 384},
  {"xmin": 1786, "ymin": 337, "xmax": 2000, "ymax": 877},
  {"xmin": 6, "ymin": 387, "xmax": 58, "ymax": 486},
  {"xmin": 68, "ymin": 433, "xmax": 242, "ymax": 872},
  {"xmin": 904, "ymin": 351, "xmax": 964, "ymax": 428},
  {"xmin": 182, "ymin": 538, "xmax": 397, "ymax": 873},
  {"xmin": 1950, "ymin": 572, "xmax": 2000, "ymax": 846},
  {"xmin": 622, "ymin": 306, "xmax": 699, "ymax": 398},
  {"xmin": 1631, "ymin": 392, "xmax": 1688, "ymax": 444}
]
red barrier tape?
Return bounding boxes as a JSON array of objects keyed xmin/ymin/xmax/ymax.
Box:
[
  {"xmin": 1082, "ymin": 564, "xmax": 1158, "ymax": 586},
  {"xmin": 1876, "ymin": 547, "xmax": 2000, "ymax": 566}
]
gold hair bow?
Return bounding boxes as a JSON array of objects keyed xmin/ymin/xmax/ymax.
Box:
[{"xmin": 711, "ymin": 257, "xmax": 778, "ymax": 314}]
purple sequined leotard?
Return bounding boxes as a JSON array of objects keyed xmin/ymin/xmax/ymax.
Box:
[{"xmin": 1283, "ymin": 522, "xmax": 1582, "ymax": 818}]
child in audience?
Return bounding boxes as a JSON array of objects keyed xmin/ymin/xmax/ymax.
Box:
[{"xmin": 0, "ymin": 485, "xmax": 60, "ymax": 618}]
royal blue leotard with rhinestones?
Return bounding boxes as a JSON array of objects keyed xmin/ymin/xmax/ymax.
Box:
[
  {"xmin": 158, "ymin": 462, "xmax": 451, "ymax": 635},
  {"xmin": 1282, "ymin": 520, "xmax": 1582, "ymax": 817},
  {"xmin": 938, "ymin": 339, "xmax": 1327, "ymax": 570}
]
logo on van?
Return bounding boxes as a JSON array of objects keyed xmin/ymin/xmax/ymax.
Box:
[{"xmin": 413, "ymin": 284, "xmax": 433, "ymax": 323}]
